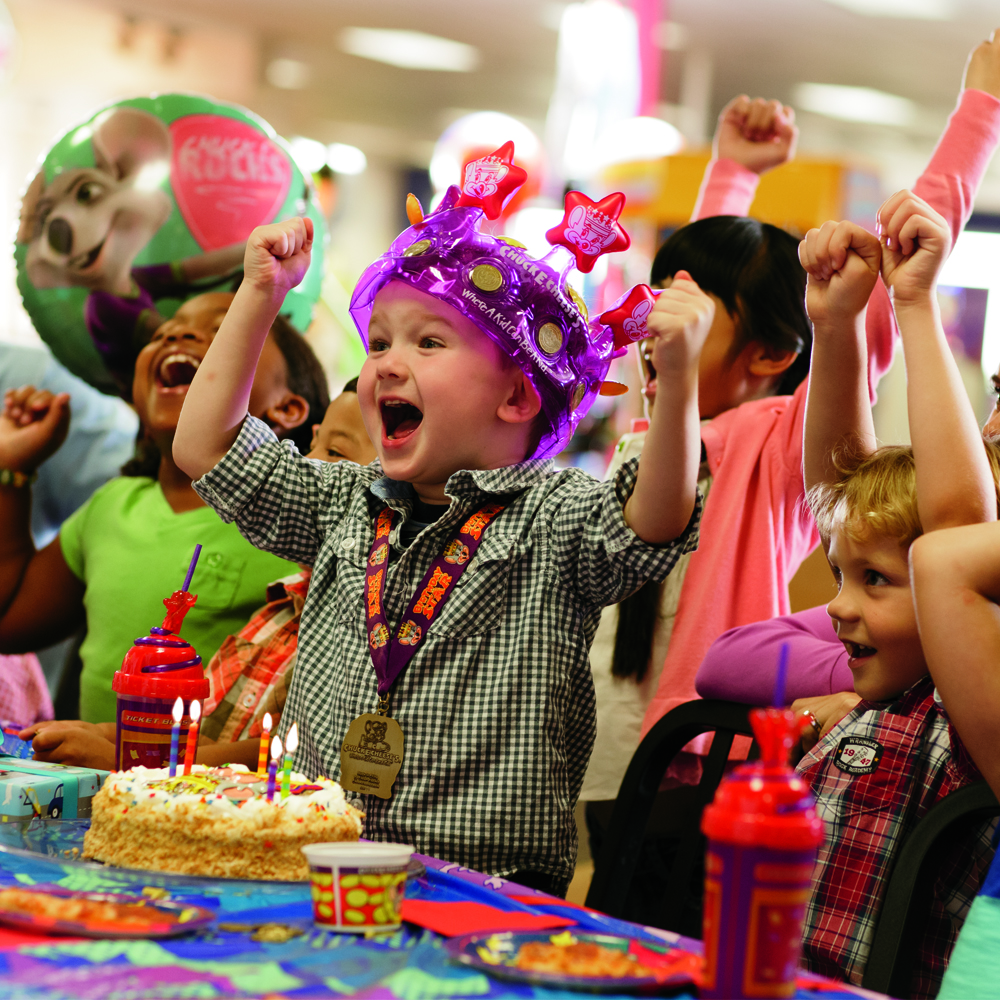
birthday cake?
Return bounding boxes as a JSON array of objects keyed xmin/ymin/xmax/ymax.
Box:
[{"xmin": 82, "ymin": 765, "xmax": 363, "ymax": 881}]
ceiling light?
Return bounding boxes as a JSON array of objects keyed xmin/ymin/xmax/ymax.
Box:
[
  {"xmin": 288, "ymin": 136, "xmax": 328, "ymax": 175},
  {"xmin": 793, "ymin": 83, "xmax": 917, "ymax": 126},
  {"xmin": 592, "ymin": 116, "xmax": 683, "ymax": 169},
  {"xmin": 266, "ymin": 57, "xmax": 310, "ymax": 90},
  {"xmin": 822, "ymin": 0, "xmax": 953, "ymax": 18},
  {"xmin": 327, "ymin": 143, "xmax": 367, "ymax": 175},
  {"xmin": 339, "ymin": 27, "xmax": 479, "ymax": 72},
  {"xmin": 430, "ymin": 111, "xmax": 541, "ymax": 191}
]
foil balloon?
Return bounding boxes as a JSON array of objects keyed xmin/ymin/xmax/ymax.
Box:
[
  {"xmin": 15, "ymin": 94, "xmax": 326, "ymax": 396},
  {"xmin": 350, "ymin": 143, "xmax": 647, "ymax": 460}
]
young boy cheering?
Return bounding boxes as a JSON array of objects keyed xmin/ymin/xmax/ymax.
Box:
[
  {"xmin": 174, "ymin": 171, "xmax": 705, "ymax": 896},
  {"xmin": 795, "ymin": 189, "xmax": 999, "ymax": 996}
]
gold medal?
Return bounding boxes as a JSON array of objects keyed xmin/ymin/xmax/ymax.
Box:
[{"xmin": 339, "ymin": 712, "xmax": 404, "ymax": 800}]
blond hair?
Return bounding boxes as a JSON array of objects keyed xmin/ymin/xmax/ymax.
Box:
[{"xmin": 808, "ymin": 440, "xmax": 1000, "ymax": 548}]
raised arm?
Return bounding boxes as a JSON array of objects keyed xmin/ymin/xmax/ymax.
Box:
[
  {"xmin": 174, "ymin": 218, "xmax": 313, "ymax": 480},
  {"xmin": 624, "ymin": 271, "xmax": 711, "ymax": 543},
  {"xmin": 799, "ymin": 223, "xmax": 881, "ymax": 491},
  {"xmin": 864, "ymin": 32, "xmax": 1000, "ymax": 396},
  {"xmin": 879, "ymin": 190, "xmax": 996, "ymax": 530},
  {"xmin": 911, "ymin": 523, "xmax": 1000, "ymax": 797},
  {"xmin": 0, "ymin": 387, "xmax": 86, "ymax": 653},
  {"xmin": 692, "ymin": 95, "xmax": 797, "ymax": 220}
]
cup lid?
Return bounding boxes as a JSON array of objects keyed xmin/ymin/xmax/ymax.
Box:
[{"xmin": 301, "ymin": 842, "xmax": 414, "ymax": 866}]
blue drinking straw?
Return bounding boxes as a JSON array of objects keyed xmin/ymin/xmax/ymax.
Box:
[
  {"xmin": 773, "ymin": 642, "xmax": 790, "ymax": 707},
  {"xmin": 182, "ymin": 544, "xmax": 202, "ymax": 593}
]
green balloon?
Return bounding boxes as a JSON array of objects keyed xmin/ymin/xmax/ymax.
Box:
[{"xmin": 15, "ymin": 93, "xmax": 326, "ymax": 396}]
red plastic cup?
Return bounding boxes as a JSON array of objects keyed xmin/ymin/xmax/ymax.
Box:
[
  {"xmin": 112, "ymin": 591, "xmax": 209, "ymax": 771},
  {"xmin": 700, "ymin": 708, "xmax": 825, "ymax": 999}
]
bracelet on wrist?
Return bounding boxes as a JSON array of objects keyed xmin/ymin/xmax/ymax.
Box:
[{"xmin": 0, "ymin": 468, "xmax": 37, "ymax": 489}]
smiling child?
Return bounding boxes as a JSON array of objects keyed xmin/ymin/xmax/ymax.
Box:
[
  {"xmin": 792, "ymin": 189, "xmax": 1000, "ymax": 996},
  {"xmin": 0, "ymin": 291, "xmax": 328, "ymax": 723},
  {"xmin": 173, "ymin": 166, "xmax": 705, "ymax": 895}
]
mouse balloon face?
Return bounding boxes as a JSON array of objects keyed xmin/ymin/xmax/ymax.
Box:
[
  {"xmin": 350, "ymin": 145, "xmax": 650, "ymax": 460},
  {"xmin": 16, "ymin": 95, "xmax": 327, "ymax": 397}
]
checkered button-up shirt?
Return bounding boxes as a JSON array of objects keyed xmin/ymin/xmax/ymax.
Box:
[
  {"xmin": 797, "ymin": 676, "xmax": 996, "ymax": 998},
  {"xmin": 194, "ymin": 416, "xmax": 700, "ymax": 893}
]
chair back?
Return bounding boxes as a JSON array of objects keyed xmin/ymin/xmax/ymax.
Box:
[
  {"xmin": 861, "ymin": 780, "xmax": 1000, "ymax": 998},
  {"xmin": 585, "ymin": 698, "xmax": 754, "ymax": 931}
]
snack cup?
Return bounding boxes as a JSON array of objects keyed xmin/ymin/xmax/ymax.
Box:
[{"xmin": 302, "ymin": 842, "xmax": 414, "ymax": 932}]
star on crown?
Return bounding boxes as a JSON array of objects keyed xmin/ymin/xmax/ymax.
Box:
[
  {"xmin": 599, "ymin": 284, "xmax": 659, "ymax": 356},
  {"xmin": 455, "ymin": 141, "xmax": 527, "ymax": 220},
  {"xmin": 545, "ymin": 191, "xmax": 630, "ymax": 273}
]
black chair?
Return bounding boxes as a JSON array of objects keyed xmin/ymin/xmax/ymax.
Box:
[
  {"xmin": 861, "ymin": 780, "xmax": 1000, "ymax": 998},
  {"xmin": 585, "ymin": 699, "xmax": 755, "ymax": 933}
]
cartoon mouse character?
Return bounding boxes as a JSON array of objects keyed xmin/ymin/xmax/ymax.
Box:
[
  {"xmin": 18, "ymin": 106, "xmax": 245, "ymax": 396},
  {"xmin": 360, "ymin": 719, "xmax": 391, "ymax": 753}
]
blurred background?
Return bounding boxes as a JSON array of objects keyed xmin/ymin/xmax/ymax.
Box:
[{"xmin": 2, "ymin": 0, "xmax": 1000, "ymax": 604}]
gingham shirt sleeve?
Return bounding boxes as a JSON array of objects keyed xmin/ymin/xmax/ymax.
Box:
[
  {"xmin": 192, "ymin": 415, "xmax": 361, "ymax": 565},
  {"xmin": 550, "ymin": 455, "xmax": 702, "ymax": 611}
]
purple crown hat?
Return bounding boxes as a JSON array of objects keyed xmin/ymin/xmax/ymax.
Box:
[{"xmin": 349, "ymin": 142, "xmax": 656, "ymax": 460}]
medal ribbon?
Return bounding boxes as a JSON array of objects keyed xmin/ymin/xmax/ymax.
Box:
[{"xmin": 364, "ymin": 502, "xmax": 504, "ymax": 696}]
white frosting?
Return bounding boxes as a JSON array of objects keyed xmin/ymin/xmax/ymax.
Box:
[{"xmin": 105, "ymin": 764, "xmax": 352, "ymax": 819}]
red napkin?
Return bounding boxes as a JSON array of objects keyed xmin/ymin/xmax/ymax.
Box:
[
  {"xmin": 400, "ymin": 899, "xmax": 576, "ymax": 937},
  {"xmin": 510, "ymin": 894, "xmax": 596, "ymax": 912}
]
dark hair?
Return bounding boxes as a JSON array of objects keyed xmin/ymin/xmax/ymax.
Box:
[
  {"xmin": 269, "ymin": 313, "xmax": 331, "ymax": 453},
  {"xmin": 342, "ymin": 376, "xmax": 359, "ymax": 394},
  {"xmin": 122, "ymin": 313, "xmax": 330, "ymax": 476},
  {"xmin": 651, "ymin": 215, "xmax": 811, "ymax": 395}
]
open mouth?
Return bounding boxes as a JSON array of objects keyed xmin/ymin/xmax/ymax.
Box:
[
  {"xmin": 70, "ymin": 239, "xmax": 105, "ymax": 272},
  {"xmin": 156, "ymin": 352, "xmax": 201, "ymax": 390},
  {"xmin": 380, "ymin": 398, "xmax": 423, "ymax": 441},
  {"xmin": 844, "ymin": 640, "xmax": 877, "ymax": 661},
  {"xmin": 640, "ymin": 343, "xmax": 657, "ymax": 397}
]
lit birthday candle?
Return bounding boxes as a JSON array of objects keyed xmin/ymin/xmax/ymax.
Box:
[
  {"xmin": 266, "ymin": 734, "xmax": 282, "ymax": 803},
  {"xmin": 257, "ymin": 712, "xmax": 272, "ymax": 775},
  {"xmin": 168, "ymin": 696, "xmax": 183, "ymax": 777},
  {"xmin": 182, "ymin": 699, "xmax": 201, "ymax": 776},
  {"xmin": 280, "ymin": 723, "xmax": 299, "ymax": 799}
]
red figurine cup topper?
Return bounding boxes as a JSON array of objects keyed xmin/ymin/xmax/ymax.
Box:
[
  {"xmin": 700, "ymin": 708, "xmax": 824, "ymax": 1000},
  {"xmin": 112, "ymin": 546, "xmax": 210, "ymax": 771}
]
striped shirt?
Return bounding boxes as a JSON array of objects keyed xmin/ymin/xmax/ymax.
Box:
[{"xmin": 194, "ymin": 415, "xmax": 701, "ymax": 893}]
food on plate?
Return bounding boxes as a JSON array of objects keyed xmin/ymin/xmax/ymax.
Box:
[
  {"xmin": 513, "ymin": 940, "xmax": 655, "ymax": 978},
  {"xmin": 0, "ymin": 888, "xmax": 176, "ymax": 927}
]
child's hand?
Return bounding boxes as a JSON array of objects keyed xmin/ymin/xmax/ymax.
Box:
[
  {"xmin": 21, "ymin": 721, "xmax": 116, "ymax": 770},
  {"xmin": 877, "ymin": 189, "xmax": 950, "ymax": 307},
  {"xmin": 714, "ymin": 95, "xmax": 798, "ymax": 175},
  {"xmin": 799, "ymin": 221, "xmax": 881, "ymax": 330},
  {"xmin": 963, "ymin": 29, "xmax": 1000, "ymax": 99},
  {"xmin": 0, "ymin": 386, "xmax": 70, "ymax": 474},
  {"xmin": 244, "ymin": 217, "xmax": 313, "ymax": 298},
  {"xmin": 645, "ymin": 271, "xmax": 715, "ymax": 377},
  {"xmin": 792, "ymin": 691, "xmax": 863, "ymax": 753}
]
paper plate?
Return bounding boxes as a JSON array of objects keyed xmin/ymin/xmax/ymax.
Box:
[
  {"xmin": 445, "ymin": 929, "xmax": 700, "ymax": 994},
  {"xmin": 0, "ymin": 885, "xmax": 215, "ymax": 938}
]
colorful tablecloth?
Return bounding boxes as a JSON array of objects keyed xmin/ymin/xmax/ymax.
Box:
[{"xmin": 0, "ymin": 820, "xmax": 876, "ymax": 999}]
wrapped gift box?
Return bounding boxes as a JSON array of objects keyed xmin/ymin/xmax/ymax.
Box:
[{"xmin": 0, "ymin": 759, "xmax": 108, "ymax": 821}]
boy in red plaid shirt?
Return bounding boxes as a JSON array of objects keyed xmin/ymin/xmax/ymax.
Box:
[{"xmin": 796, "ymin": 186, "xmax": 1000, "ymax": 997}]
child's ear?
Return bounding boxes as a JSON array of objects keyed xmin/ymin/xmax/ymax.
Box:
[
  {"xmin": 747, "ymin": 342, "xmax": 799, "ymax": 379},
  {"xmin": 263, "ymin": 393, "xmax": 310, "ymax": 434},
  {"xmin": 497, "ymin": 370, "xmax": 542, "ymax": 425}
]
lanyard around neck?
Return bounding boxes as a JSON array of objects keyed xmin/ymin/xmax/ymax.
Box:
[{"xmin": 364, "ymin": 501, "xmax": 504, "ymax": 698}]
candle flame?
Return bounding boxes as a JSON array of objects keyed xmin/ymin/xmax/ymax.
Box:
[
  {"xmin": 286, "ymin": 722, "xmax": 299, "ymax": 755},
  {"xmin": 189, "ymin": 699, "xmax": 201, "ymax": 722},
  {"xmin": 262, "ymin": 712, "xmax": 272, "ymax": 732},
  {"xmin": 271, "ymin": 734, "xmax": 283, "ymax": 760},
  {"xmin": 172, "ymin": 696, "xmax": 184, "ymax": 723}
]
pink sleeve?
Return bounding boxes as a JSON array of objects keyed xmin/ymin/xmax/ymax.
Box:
[
  {"xmin": 695, "ymin": 605, "xmax": 852, "ymax": 704},
  {"xmin": 865, "ymin": 88, "xmax": 1000, "ymax": 399},
  {"xmin": 691, "ymin": 158, "xmax": 760, "ymax": 220}
]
